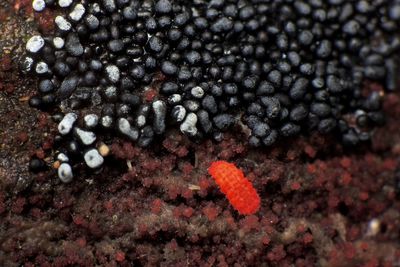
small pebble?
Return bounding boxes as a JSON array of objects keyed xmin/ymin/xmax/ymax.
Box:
[{"xmin": 98, "ymin": 143, "xmax": 110, "ymax": 157}]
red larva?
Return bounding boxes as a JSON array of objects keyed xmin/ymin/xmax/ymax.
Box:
[{"xmin": 208, "ymin": 161, "xmax": 261, "ymax": 215}]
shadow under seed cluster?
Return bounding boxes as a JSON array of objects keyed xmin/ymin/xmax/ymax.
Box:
[{"xmin": 22, "ymin": 0, "xmax": 400, "ymax": 181}]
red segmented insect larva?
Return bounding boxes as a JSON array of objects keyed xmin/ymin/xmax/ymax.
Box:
[{"xmin": 208, "ymin": 160, "xmax": 261, "ymax": 215}]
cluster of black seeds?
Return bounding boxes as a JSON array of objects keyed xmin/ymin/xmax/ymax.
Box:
[{"xmin": 22, "ymin": 0, "xmax": 400, "ymax": 179}]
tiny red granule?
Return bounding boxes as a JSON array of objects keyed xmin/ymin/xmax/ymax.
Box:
[
  {"xmin": 115, "ymin": 251, "xmax": 125, "ymax": 262},
  {"xmin": 340, "ymin": 157, "xmax": 352, "ymax": 169},
  {"xmin": 360, "ymin": 242, "xmax": 369, "ymax": 251},
  {"xmin": 143, "ymin": 88, "xmax": 157, "ymax": 102},
  {"xmin": 76, "ymin": 237, "xmax": 87, "ymax": 248},
  {"xmin": 208, "ymin": 161, "xmax": 260, "ymax": 215},
  {"xmin": 182, "ymin": 207, "xmax": 194, "ymax": 218},
  {"xmin": 307, "ymin": 164, "xmax": 317, "ymax": 174},
  {"xmin": 340, "ymin": 173, "xmax": 352, "ymax": 186},
  {"xmin": 359, "ymin": 192, "xmax": 369, "ymax": 201},
  {"xmin": 151, "ymin": 198, "xmax": 163, "ymax": 214},
  {"xmin": 11, "ymin": 197, "xmax": 26, "ymax": 214},
  {"xmin": 344, "ymin": 242, "xmax": 356, "ymax": 259},
  {"xmin": 262, "ymin": 235, "xmax": 271, "ymax": 245},
  {"xmin": 304, "ymin": 145, "xmax": 316, "ymax": 158},
  {"xmin": 291, "ymin": 181, "xmax": 301, "ymax": 191},
  {"xmin": 383, "ymin": 158, "xmax": 397, "ymax": 171},
  {"xmin": 303, "ymin": 233, "xmax": 313, "ymax": 244},
  {"xmin": 202, "ymin": 204, "xmax": 219, "ymax": 221},
  {"xmin": 104, "ymin": 200, "xmax": 113, "ymax": 213},
  {"xmin": 181, "ymin": 189, "xmax": 193, "ymax": 199}
]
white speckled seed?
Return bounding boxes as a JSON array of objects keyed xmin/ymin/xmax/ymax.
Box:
[
  {"xmin": 58, "ymin": 0, "xmax": 73, "ymax": 8},
  {"xmin": 26, "ymin": 35, "xmax": 45, "ymax": 53},
  {"xmin": 191, "ymin": 86, "xmax": 205, "ymax": 98},
  {"xmin": 74, "ymin": 127, "xmax": 96, "ymax": 145},
  {"xmin": 35, "ymin": 62, "xmax": 49, "ymax": 74},
  {"xmin": 180, "ymin": 112, "xmax": 198, "ymax": 136},
  {"xmin": 58, "ymin": 163, "xmax": 73, "ymax": 183},
  {"xmin": 84, "ymin": 149, "xmax": 104, "ymax": 169},
  {"xmin": 32, "ymin": 0, "xmax": 46, "ymax": 12},
  {"xmin": 84, "ymin": 114, "xmax": 99, "ymax": 128},
  {"xmin": 57, "ymin": 153, "xmax": 69, "ymax": 162},
  {"xmin": 69, "ymin": 4, "xmax": 86, "ymax": 21},
  {"xmin": 117, "ymin": 118, "xmax": 139, "ymax": 141},
  {"xmin": 53, "ymin": 37, "xmax": 65, "ymax": 49},
  {"xmin": 105, "ymin": 65, "xmax": 120, "ymax": 83},
  {"xmin": 101, "ymin": 116, "xmax": 113, "ymax": 128},
  {"xmin": 58, "ymin": 113, "xmax": 78, "ymax": 135},
  {"xmin": 55, "ymin": 16, "xmax": 72, "ymax": 31}
]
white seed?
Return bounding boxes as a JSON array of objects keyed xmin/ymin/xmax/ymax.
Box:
[
  {"xmin": 74, "ymin": 127, "xmax": 96, "ymax": 145},
  {"xmin": 105, "ymin": 65, "xmax": 120, "ymax": 83},
  {"xmin": 58, "ymin": 113, "xmax": 78, "ymax": 135},
  {"xmin": 53, "ymin": 37, "xmax": 65, "ymax": 49},
  {"xmin": 57, "ymin": 153, "xmax": 69, "ymax": 162},
  {"xmin": 69, "ymin": 4, "xmax": 86, "ymax": 22},
  {"xmin": 55, "ymin": 16, "xmax": 72, "ymax": 31},
  {"xmin": 84, "ymin": 114, "xmax": 99, "ymax": 128},
  {"xmin": 180, "ymin": 112, "xmax": 198, "ymax": 136},
  {"xmin": 32, "ymin": 0, "xmax": 46, "ymax": 12},
  {"xmin": 117, "ymin": 118, "xmax": 139, "ymax": 141},
  {"xmin": 58, "ymin": 0, "xmax": 73, "ymax": 8},
  {"xmin": 191, "ymin": 86, "xmax": 205, "ymax": 98},
  {"xmin": 58, "ymin": 163, "xmax": 73, "ymax": 183},
  {"xmin": 35, "ymin": 62, "xmax": 49, "ymax": 74},
  {"xmin": 26, "ymin": 35, "xmax": 45, "ymax": 53},
  {"xmin": 84, "ymin": 149, "xmax": 104, "ymax": 169}
]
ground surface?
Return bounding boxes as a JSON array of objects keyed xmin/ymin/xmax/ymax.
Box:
[{"xmin": 1, "ymin": 1, "xmax": 400, "ymax": 266}]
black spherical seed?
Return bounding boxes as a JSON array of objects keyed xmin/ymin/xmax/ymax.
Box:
[
  {"xmin": 213, "ymin": 114, "xmax": 235, "ymax": 131},
  {"xmin": 107, "ymin": 39, "xmax": 124, "ymax": 52},
  {"xmin": 280, "ymin": 122, "xmax": 301, "ymax": 137},
  {"xmin": 290, "ymin": 78, "xmax": 309, "ymax": 100},
  {"xmin": 129, "ymin": 65, "xmax": 145, "ymax": 80},
  {"xmin": 29, "ymin": 96, "xmax": 42, "ymax": 108},
  {"xmin": 29, "ymin": 158, "xmax": 46, "ymax": 173},
  {"xmin": 147, "ymin": 36, "xmax": 163, "ymax": 53},
  {"xmin": 155, "ymin": 0, "xmax": 172, "ymax": 14},
  {"xmin": 326, "ymin": 75, "xmax": 343, "ymax": 93},
  {"xmin": 311, "ymin": 102, "xmax": 331, "ymax": 117},
  {"xmin": 38, "ymin": 79, "xmax": 54, "ymax": 93},
  {"xmin": 261, "ymin": 97, "xmax": 281, "ymax": 119},
  {"xmin": 290, "ymin": 104, "xmax": 308, "ymax": 122},
  {"xmin": 161, "ymin": 82, "xmax": 179, "ymax": 94}
]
